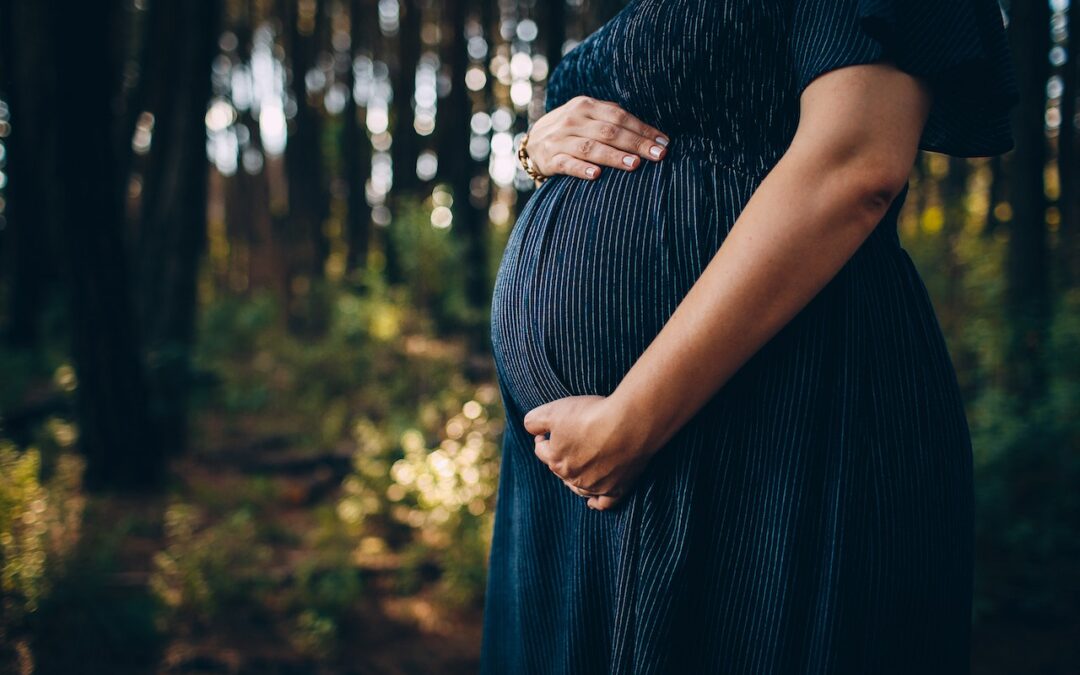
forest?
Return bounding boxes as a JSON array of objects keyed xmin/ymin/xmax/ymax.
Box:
[{"xmin": 0, "ymin": 0, "xmax": 1076, "ymax": 673}]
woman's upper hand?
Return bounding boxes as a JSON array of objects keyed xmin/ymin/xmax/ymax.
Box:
[{"xmin": 525, "ymin": 96, "xmax": 670, "ymax": 180}]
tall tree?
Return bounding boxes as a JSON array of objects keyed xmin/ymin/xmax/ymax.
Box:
[
  {"xmin": 232, "ymin": 0, "xmax": 285, "ymax": 298},
  {"xmin": 544, "ymin": 0, "xmax": 567, "ymax": 74},
  {"xmin": 391, "ymin": 0, "xmax": 421, "ymax": 192},
  {"xmin": 48, "ymin": 0, "xmax": 157, "ymax": 490},
  {"xmin": 285, "ymin": 0, "xmax": 330, "ymax": 282},
  {"xmin": 1006, "ymin": 0, "xmax": 1051, "ymax": 404},
  {"xmin": 0, "ymin": 0, "xmax": 54, "ymax": 348},
  {"xmin": 941, "ymin": 158, "xmax": 971, "ymax": 339},
  {"xmin": 136, "ymin": 0, "xmax": 223, "ymax": 458},
  {"xmin": 344, "ymin": 0, "xmax": 375, "ymax": 274},
  {"xmin": 387, "ymin": 0, "xmax": 422, "ymax": 284},
  {"xmin": 439, "ymin": 0, "xmax": 489, "ymax": 346},
  {"xmin": 1059, "ymin": 0, "xmax": 1079, "ymax": 287}
]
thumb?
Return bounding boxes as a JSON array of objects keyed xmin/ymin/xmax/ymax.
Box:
[{"xmin": 523, "ymin": 403, "xmax": 553, "ymax": 436}]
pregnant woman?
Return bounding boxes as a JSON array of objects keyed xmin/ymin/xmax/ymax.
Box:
[{"xmin": 482, "ymin": 0, "xmax": 1018, "ymax": 672}]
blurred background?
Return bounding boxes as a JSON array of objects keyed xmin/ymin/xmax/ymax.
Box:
[{"xmin": 0, "ymin": 0, "xmax": 1075, "ymax": 673}]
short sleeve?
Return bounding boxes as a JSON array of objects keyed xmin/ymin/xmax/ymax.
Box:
[{"xmin": 789, "ymin": 0, "xmax": 1020, "ymax": 157}]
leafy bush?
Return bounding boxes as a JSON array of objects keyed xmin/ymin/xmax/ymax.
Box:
[
  {"xmin": 149, "ymin": 503, "xmax": 274, "ymax": 629},
  {"xmin": 0, "ymin": 442, "xmax": 86, "ymax": 672},
  {"xmin": 339, "ymin": 380, "xmax": 503, "ymax": 608},
  {"xmin": 0, "ymin": 443, "xmax": 85, "ymax": 629}
]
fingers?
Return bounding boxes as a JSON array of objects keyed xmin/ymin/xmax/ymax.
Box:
[
  {"xmin": 545, "ymin": 153, "xmax": 602, "ymax": 181},
  {"xmin": 534, "ymin": 438, "xmax": 576, "ymax": 485},
  {"xmin": 534, "ymin": 95, "xmax": 670, "ymax": 179},
  {"xmin": 572, "ymin": 96, "xmax": 669, "ymax": 148},
  {"xmin": 586, "ymin": 494, "xmax": 622, "ymax": 511},
  {"xmin": 579, "ymin": 119, "xmax": 668, "ymax": 164},
  {"xmin": 533, "ymin": 437, "xmax": 553, "ymax": 465},
  {"xmin": 562, "ymin": 478, "xmax": 601, "ymax": 498},
  {"xmin": 555, "ymin": 136, "xmax": 647, "ymax": 173}
]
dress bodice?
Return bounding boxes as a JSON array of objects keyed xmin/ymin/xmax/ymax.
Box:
[
  {"xmin": 543, "ymin": 0, "xmax": 803, "ymax": 178},
  {"xmin": 542, "ymin": 0, "xmax": 1019, "ymax": 171}
]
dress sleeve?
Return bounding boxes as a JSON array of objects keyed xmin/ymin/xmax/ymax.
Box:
[{"xmin": 789, "ymin": 0, "xmax": 1020, "ymax": 157}]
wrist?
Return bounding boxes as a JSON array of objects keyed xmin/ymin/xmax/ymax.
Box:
[
  {"xmin": 598, "ymin": 385, "xmax": 667, "ymax": 462},
  {"xmin": 517, "ymin": 131, "xmax": 548, "ymax": 187}
]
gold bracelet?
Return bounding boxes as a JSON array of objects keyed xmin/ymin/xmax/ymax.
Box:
[{"xmin": 517, "ymin": 131, "xmax": 548, "ymax": 187}]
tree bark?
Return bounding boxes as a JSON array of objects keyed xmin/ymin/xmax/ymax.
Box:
[
  {"xmin": 1059, "ymin": 0, "xmax": 1079, "ymax": 287},
  {"xmin": 136, "ymin": 0, "xmax": 223, "ymax": 458},
  {"xmin": 0, "ymin": 0, "xmax": 55, "ymax": 348},
  {"xmin": 285, "ymin": 0, "xmax": 330, "ymax": 284},
  {"xmin": 387, "ymin": 0, "xmax": 422, "ymax": 285},
  {"xmin": 544, "ymin": 0, "xmax": 567, "ymax": 73},
  {"xmin": 1005, "ymin": 0, "xmax": 1051, "ymax": 404},
  {"xmin": 49, "ymin": 0, "xmax": 159, "ymax": 490},
  {"xmin": 440, "ymin": 0, "xmax": 489, "ymax": 347},
  {"xmin": 344, "ymin": 0, "xmax": 374, "ymax": 274}
]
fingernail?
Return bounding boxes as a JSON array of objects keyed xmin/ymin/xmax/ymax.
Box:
[
  {"xmin": 649, "ymin": 146, "xmax": 662, "ymax": 159},
  {"xmin": 622, "ymin": 155, "xmax": 635, "ymax": 167},
  {"xmin": 655, "ymin": 135, "xmax": 669, "ymax": 146},
  {"xmin": 586, "ymin": 166, "xmax": 597, "ymax": 177}
]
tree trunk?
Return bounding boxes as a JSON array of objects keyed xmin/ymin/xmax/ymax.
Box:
[
  {"xmin": 0, "ymin": 0, "xmax": 55, "ymax": 349},
  {"xmin": 440, "ymin": 0, "xmax": 489, "ymax": 347},
  {"xmin": 1059, "ymin": 0, "xmax": 1079, "ymax": 288},
  {"xmin": 1005, "ymin": 0, "xmax": 1051, "ymax": 405},
  {"xmin": 387, "ymin": 0, "xmax": 422, "ymax": 285},
  {"xmin": 136, "ymin": 0, "xmax": 222, "ymax": 458},
  {"xmin": 941, "ymin": 158, "xmax": 970, "ymax": 339},
  {"xmin": 344, "ymin": 0, "xmax": 374, "ymax": 274},
  {"xmin": 985, "ymin": 154, "xmax": 1009, "ymax": 237},
  {"xmin": 544, "ymin": 0, "xmax": 567, "ymax": 73},
  {"xmin": 50, "ymin": 0, "xmax": 159, "ymax": 490},
  {"xmin": 285, "ymin": 0, "xmax": 330, "ymax": 284}
]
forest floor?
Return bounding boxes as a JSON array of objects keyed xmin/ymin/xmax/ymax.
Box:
[{"xmin": 33, "ymin": 418, "xmax": 485, "ymax": 675}]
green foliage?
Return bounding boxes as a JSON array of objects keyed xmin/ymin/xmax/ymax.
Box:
[
  {"xmin": 149, "ymin": 502, "xmax": 275, "ymax": 628},
  {"xmin": 29, "ymin": 536, "xmax": 166, "ymax": 675},
  {"xmin": 0, "ymin": 443, "xmax": 85, "ymax": 629},
  {"xmin": 282, "ymin": 505, "xmax": 364, "ymax": 661},
  {"xmin": 338, "ymin": 381, "xmax": 503, "ymax": 609},
  {"xmin": 194, "ymin": 269, "xmax": 504, "ymax": 611},
  {"xmin": 902, "ymin": 179, "xmax": 1080, "ymax": 626},
  {"xmin": 967, "ymin": 289, "xmax": 1080, "ymax": 622},
  {"xmin": 386, "ymin": 194, "xmax": 472, "ymax": 331},
  {"xmin": 0, "ymin": 441, "xmax": 87, "ymax": 673}
]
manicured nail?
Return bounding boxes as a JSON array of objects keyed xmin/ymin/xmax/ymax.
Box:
[
  {"xmin": 623, "ymin": 155, "xmax": 635, "ymax": 167},
  {"xmin": 655, "ymin": 135, "xmax": 669, "ymax": 146},
  {"xmin": 586, "ymin": 166, "xmax": 597, "ymax": 177},
  {"xmin": 649, "ymin": 146, "xmax": 662, "ymax": 158}
]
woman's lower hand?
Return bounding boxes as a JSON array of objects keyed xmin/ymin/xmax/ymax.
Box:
[
  {"xmin": 525, "ymin": 96, "xmax": 670, "ymax": 180},
  {"xmin": 523, "ymin": 395, "xmax": 656, "ymax": 511}
]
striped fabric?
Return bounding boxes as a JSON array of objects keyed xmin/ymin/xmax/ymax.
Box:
[{"xmin": 482, "ymin": 0, "xmax": 1018, "ymax": 673}]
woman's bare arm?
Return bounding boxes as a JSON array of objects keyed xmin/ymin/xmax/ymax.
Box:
[{"xmin": 525, "ymin": 62, "xmax": 933, "ymax": 510}]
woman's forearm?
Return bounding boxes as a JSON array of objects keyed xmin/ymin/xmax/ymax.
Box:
[{"xmin": 605, "ymin": 144, "xmax": 906, "ymax": 457}]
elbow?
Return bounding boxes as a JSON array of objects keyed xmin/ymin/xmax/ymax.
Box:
[
  {"xmin": 789, "ymin": 126, "xmax": 915, "ymax": 228},
  {"xmin": 840, "ymin": 156, "xmax": 911, "ymax": 227}
]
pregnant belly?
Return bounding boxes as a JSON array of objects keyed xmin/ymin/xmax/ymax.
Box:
[{"xmin": 491, "ymin": 140, "xmax": 760, "ymax": 414}]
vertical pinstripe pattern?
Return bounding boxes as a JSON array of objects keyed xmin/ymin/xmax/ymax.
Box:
[{"xmin": 481, "ymin": 1, "xmax": 1018, "ymax": 673}]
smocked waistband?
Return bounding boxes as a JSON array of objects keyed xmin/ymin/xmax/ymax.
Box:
[{"xmin": 667, "ymin": 133, "xmax": 779, "ymax": 180}]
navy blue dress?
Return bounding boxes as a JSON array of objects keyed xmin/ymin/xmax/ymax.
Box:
[{"xmin": 482, "ymin": 0, "xmax": 1018, "ymax": 673}]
